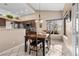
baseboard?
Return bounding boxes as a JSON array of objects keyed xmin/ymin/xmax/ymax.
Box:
[{"xmin": 0, "ymin": 43, "xmax": 24, "ymax": 55}]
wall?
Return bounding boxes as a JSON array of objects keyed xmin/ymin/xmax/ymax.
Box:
[
  {"xmin": 36, "ymin": 11, "xmax": 63, "ymax": 33},
  {"xmin": 63, "ymin": 3, "xmax": 72, "ymax": 52},
  {"xmin": 6, "ymin": 20, "xmax": 13, "ymax": 29},
  {"xmin": 63, "ymin": 3, "xmax": 72, "ymax": 16},
  {"xmin": 20, "ymin": 11, "xmax": 63, "ymax": 33},
  {"xmin": 0, "ymin": 29, "xmax": 25, "ymax": 53},
  {"xmin": 66, "ymin": 21, "xmax": 72, "ymax": 51}
]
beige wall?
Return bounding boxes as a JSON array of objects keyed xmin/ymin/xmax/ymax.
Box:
[
  {"xmin": 63, "ymin": 3, "xmax": 72, "ymax": 16},
  {"xmin": 63, "ymin": 3, "xmax": 72, "ymax": 51},
  {"xmin": 0, "ymin": 29, "xmax": 25, "ymax": 53},
  {"xmin": 66, "ymin": 21, "xmax": 72, "ymax": 51},
  {"xmin": 36, "ymin": 11, "xmax": 63, "ymax": 33},
  {"xmin": 20, "ymin": 11, "xmax": 63, "ymax": 33}
]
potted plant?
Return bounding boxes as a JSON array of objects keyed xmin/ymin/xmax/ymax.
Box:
[{"xmin": 6, "ymin": 14, "xmax": 13, "ymax": 19}]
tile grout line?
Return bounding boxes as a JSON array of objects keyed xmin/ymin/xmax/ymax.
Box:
[{"xmin": 0, "ymin": 43, "xmax": 24, "ymax": 56}]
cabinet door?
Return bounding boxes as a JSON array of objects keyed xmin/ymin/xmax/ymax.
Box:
[{"xmin": 0, "ymin": 18, "xmax": 6, "ymax": 26}]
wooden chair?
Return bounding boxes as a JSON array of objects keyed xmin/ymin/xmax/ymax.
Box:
[
  {"xmin": 28, "ymin": 31, "xmax": 42, "ymax": 56},
  {"xmin": 42, "ymin": 30, "xmax": 51, "ymax": 52}
]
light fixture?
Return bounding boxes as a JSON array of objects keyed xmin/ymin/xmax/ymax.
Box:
[
  {"xmin": 15, "ymin": 12, "xmax": 19, "ymax": 15},
  {"xmin": 40, "ymin": 20, "xmax": 43, "ymax": 23},
  {"xmin": 39, "ymin": 3, "xmax": 43, "ymax": 28},
  {"xmin": 38, "ymin": 3, "xmax": 41, "ymax": 21},
  {"xmin": 35, "ymin": 20, "xmax": 38, "ymax": 23},
  {"xmin": 20, "ymin": 11, "xmax": 23, "ymax": 13},
  {"xmin": 25, "ymin": 9, "xmax": 28, "ymax": 12}
]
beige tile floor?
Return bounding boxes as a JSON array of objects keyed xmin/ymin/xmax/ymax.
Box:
[{"xmin": 0, "ymin": 37, "xmax": 72, "ymax": 56}]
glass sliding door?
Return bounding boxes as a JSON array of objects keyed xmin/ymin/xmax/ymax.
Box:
[{"xmin": 46, "ymin": 20, "xmax": 63, "ymax": 34}]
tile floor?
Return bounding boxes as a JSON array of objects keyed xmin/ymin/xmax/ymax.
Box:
[{"xmin": 0, "ymin": 36, "xmax": 72, "ymax": 56}]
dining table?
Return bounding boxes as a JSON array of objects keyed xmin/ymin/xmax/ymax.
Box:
[{"xmin": 24, "ymin": 33, "xmax": 49, "ymax": 56}]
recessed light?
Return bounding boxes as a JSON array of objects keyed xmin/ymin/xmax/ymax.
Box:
[
  {"xmin": 15, "ymin": 12, "xmax": 18, "ymax": 14},
  {"xmin": 20, "ymin": 11, "xmax": 24, "ymax": 13},
  {"xmin": 25, "ymin": 9, "xmax": 28, "ymax": 12}
]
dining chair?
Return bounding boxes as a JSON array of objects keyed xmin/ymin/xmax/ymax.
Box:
[
  {"xmin": 28, "ymin": 31, "xmax": 42, "ymax": 56},
  {"xmin": 42, "ymin": 30, "xmax": 51, "ymax": 49}
]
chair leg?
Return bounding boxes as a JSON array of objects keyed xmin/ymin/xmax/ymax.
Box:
[
  {"xmin": 36, "ymin": 46, "xmax": 38, "ymax": 56},
  {"xmin": 29, "ymin": 49, "xmax": 31, "ymax": 55},
  {"xmin": 36, "ymin": 50, "xmax": 38, "ymax": 56}
]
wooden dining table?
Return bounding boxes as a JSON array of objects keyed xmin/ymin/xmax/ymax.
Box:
[{"xmin": 24, "ymin": 33, "xmax": 49, "ymax": 56}]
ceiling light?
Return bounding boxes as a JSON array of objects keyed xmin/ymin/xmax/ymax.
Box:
[
  {"xmin": 25, "ymin": 9, "xmax": 28, "ymax": 12},
  {"xmin": 40, "ymin": 20, "xmax": 43, "ymax": 23},
  {"xmin": 15, "ymin": 12, "xmax": 19, "ymax": 14},
  {"xmin": 35, "ymin": 20, "xmax": 38, "ymax": 23},
  {"xmin": 20, "ymin": 11, "xmax": 23, "ymax": 13}
]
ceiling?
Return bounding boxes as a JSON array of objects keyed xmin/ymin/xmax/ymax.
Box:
[
  {"xmin": 0, "ymin": 3, "xmax": 35, "ymax": 16},
  {"xmin": 0, "ymin": 3, "xmax": 65, "ymax": 16},
  {"xmin": 30, "ymin": 3, "xmax": 65, "ymax": 11}
]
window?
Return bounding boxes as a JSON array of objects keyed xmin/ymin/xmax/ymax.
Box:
[{"xmin": 76, "ymin": 18, "xmax": 79, "ymax": 32}]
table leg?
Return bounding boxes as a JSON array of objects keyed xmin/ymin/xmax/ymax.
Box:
[
  {"xmin": 42, "ymin": 39, "xmax": 45, "ymax": 56},
  {"xmin": 25, "ymin": 38, "xmax": 27, "ymax": 52}
]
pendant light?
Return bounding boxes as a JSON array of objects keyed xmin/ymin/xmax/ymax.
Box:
[
  {"xmin": 39, "ymin": 3, "xmax": 43, "ymax": 28},
  {"xmin": 39, "ymin": 3, "xmax": 40, "ymax": 21}
]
